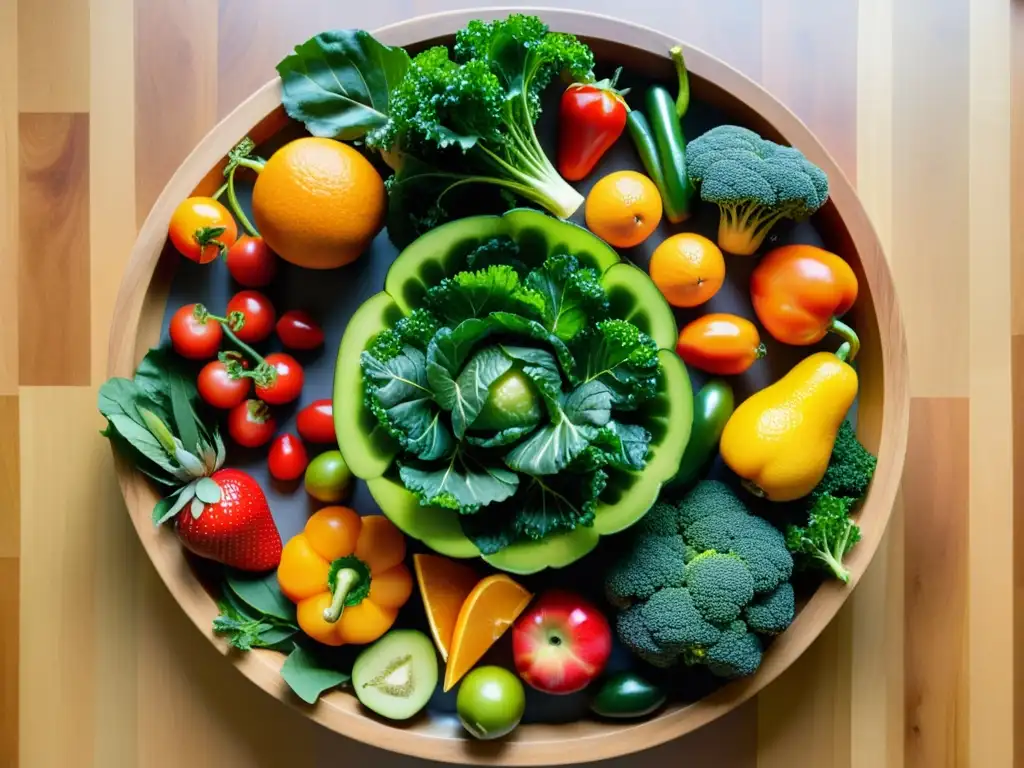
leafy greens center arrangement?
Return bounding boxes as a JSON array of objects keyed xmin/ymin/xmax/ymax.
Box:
[{"xmin": 360, "ymin": 238, "xmax": 661, "ymax": 555}]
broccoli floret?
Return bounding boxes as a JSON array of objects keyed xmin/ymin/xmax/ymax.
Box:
[
  {"xmin": 704, "ymin": 621, "xmax": 763, "ymax": 679},
  {"xmin": 786, "ymin": 494, "xmax": 862, "ymax": 583},
  {"xmin": 811, "ymin": 420, "xmax": 878, "ymax": 502},
  {"xmin": 687, "ymin": 125, "xmax": 829, "ymax": 256},
  {"xmin": 605, "ymin": 480, "xmax": 795, "ymax": 679},
  {"xmin": 744, "ymin": 582, "xmax": 795, "ymax": 635}
]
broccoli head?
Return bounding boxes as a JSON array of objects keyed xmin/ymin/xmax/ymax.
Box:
[
  {"xmin": 786, "ymin": 494, "xmax": 862, "ymax": 583},
  {"xmin": 811, "ymin": 420, "xmax": 877, "ymax": 502},
  {"xmin": 686, "ymin": 125, "xmax": 829, "ymax": 256},
  {"xmin": 605, "ymin": 480, "xmax": 795, "ymax": 679}
]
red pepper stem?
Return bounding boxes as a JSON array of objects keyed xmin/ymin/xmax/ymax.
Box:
[
  {"xmin": 323, "ymin": 568, "xmax": 360, "ymax": 623},
  {"xmin": 829, "ymin": 319, "xmax": 860, "ymax": 363}
]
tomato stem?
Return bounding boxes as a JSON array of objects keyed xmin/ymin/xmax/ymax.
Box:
[
  {"xmin": 226, "ymin": 165, "xmax": 260, "ymax": 238},
  {"xmin": 217, "ymin": 322, "xmax": 277, "ymax": 388},
  {"xmin": 212, "ymin": 182, "xmax": 228, "ymax": 201}
]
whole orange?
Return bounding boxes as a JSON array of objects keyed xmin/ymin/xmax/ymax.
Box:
[
  {"xmin": 649, "ymin": 232, "xmax": 726, "ymax": 308},
  {"xmin": 251, "ymin": 137, "xmax": 385, "ymax": 270},
  {"xmin": 584, "ymin": 170, "xmax": 662, "ymax": 248}
]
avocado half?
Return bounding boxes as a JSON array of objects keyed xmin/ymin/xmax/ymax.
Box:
[{"xmin": 333, "ymin": 209, "xmax": 693, "ymax": 574}]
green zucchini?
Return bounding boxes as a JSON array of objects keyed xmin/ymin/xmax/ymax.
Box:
[
  {"xmin": 646, "ymin": 85, "xmax": 694, "ymax": 223},
  {"xmin": 589, "ymin": 672, "xmax": 667, "ymax": 719},
  {"xmin": 666, "ymin": 378, "xmax": 735, "ymax": 489}
]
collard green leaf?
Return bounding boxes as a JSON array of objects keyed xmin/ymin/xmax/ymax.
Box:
[
  {"xmin": 425, "ymin": 265, "xmax": 545, "ymax": 326},
  {"xmin": 516, "ymin": 470, "xmax": 605, "ymax": 540},
  {"xmin": 498, "ymin": 345, "xmax": 562, "ymax": 399},
  {"xmin": 570, "ymin": 319, "xmax": 660, "ymax": 409},
  {"xmin": 399, "ymin": 448, "xmax": 519, "ymax": 513},
  {"xmin": 502, "ymin": 382, "xmax": 610, "ymax": 475},
  {"xmin": 466, "ymin": 424, "xmax": 537, "ymax": 448},
  {"xmin": 486, "ymin": 312, "xmax": 576, "ymax": 377},
  {"xmin": 450, "ymin": 347, "xmax": 513, "ymax": 437},
  {"xmin": 280, "ymin": 645, "xmax": 350, "ymax": 704},
  {"xmin": 525, "ymin": 253, "xmax": 609, "ymax": 341},
  {"xmin": 277, "ymin": 30, "xmax": 411, "ymax": 140},
  {"xmin": 226, "ymin": 570, "xmax": 297, "ymax": 624}
]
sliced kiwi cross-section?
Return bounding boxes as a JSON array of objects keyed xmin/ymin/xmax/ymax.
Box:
[{"xmin": 352, "ymin": 629, "xmax": 439, "ymax": 721}]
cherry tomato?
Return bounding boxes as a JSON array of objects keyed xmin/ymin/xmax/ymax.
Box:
[
  {"xmin": 168, "ymin": 197, "xmax": 238, "ymax": 264},
  {"xmin": 268, "ymin": 433, "xmax": 309, "ymax": 481},
  {"xmin": 227, "ymin": 235, "xmax": 278, "ymax": 288},
  {"xmin": 276, "ymin": 310, "xmax": 325, "ymax": 350},
  {"xmin": 169, "ymin": 304, "xmax": 223, "ymax": 360},
  {"xmin": 226, "ymin": 290, "xmax": 276, "ymax": 343},
  {"xmin": 558, "ymin": 75, "xmax": 629, "ymax": 182},
  {"xmin": 227, "ymin": 399, "xmax": 277, "ymax": 448},
  {"xmin": 255, "ymin": 353, "xmax": 304, "ymax": 405},
  {"xmin": 296, "ymin": 399, "xmax": 335, "ymax": 444},
  {"xmin": 197, "ymin": 360, "xmax": 252, "ymax": 409}
]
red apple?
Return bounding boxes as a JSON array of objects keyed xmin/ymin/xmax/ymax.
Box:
[{"xmin": 512, "ymin": 590, "xmax": 612, "ymax": 695}]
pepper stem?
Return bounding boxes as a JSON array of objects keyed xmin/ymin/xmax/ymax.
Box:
[
  {"xmin": 830, "ymin": 319, "xmax": 860, "ymax": 363},
  {"xmin": 670, "ymin": 45, "xmax": 690, "ymax": 118},
  {"xmin": 323, "ymin": 568, "xmax": 359, "ymax": 623},
  {"xmin": 754, "ymin": 342, "xmax": 767, "ymax": 361}
]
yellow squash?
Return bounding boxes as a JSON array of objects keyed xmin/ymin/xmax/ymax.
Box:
[{"xmin": 720, "ymin": 351, "xmax": 858, "ymax": 501}]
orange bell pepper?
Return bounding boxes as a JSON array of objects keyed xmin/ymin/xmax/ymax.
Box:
[
  {"xmin": 750, "ymin": 245, "xmax": 860, "ymax": 356},
  {"xmin": 277, "ymin": 506, "xmax": 413, "ymax": 646}
]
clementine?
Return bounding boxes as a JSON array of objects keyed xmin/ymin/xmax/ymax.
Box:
[
  {"xmin": 649, "ymin": 232, "xmax": 726, "ymax": 308},
  {"xmin": 251, "ymin": 137, "xmax": 385, "ymax": 269},
  {"xmin": 584, "ymin": 170, "xmax": 662, "ymax": 248},
  {"xmin": 443, "ymin": 574, "xmax": 533, "ymax": 692},
  {"xmin": 413, "ymin": 554, "xmax": 480, "ymax": 662}
]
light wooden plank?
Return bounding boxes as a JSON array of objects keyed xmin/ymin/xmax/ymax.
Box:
[
  {"xmin": 760, "ymin": 0, "xmax": 858, "ymax": 179},
  {"xmin": 0, "ymin": 0, "xmax": 17, "ymax": 395},
  {"xmin": 0, "ymin": 396, "xmax": 18, "ymax": 560},
  {"xmin": 966, "ymin": 1, "xmax": 1014, "ymax": 764},
  {"xmin": 892, "ymin": 0, "xmax": 970, "ymax": 398},
  {"xmin": 19, "ymin": 387, "xmax": 102, "ymax": 768},
  {"xmin": 1011, "ymin": 0, "xmax": 1024, "ymax": 337},
  {"xmin": 1014, "ymin": 336, "xmax": 1024, "ymax": 768},
  {"xmin": 135, "ymin": 562, "xmax": 320, "ymax": 768},
  {"xmin": 0, "ymin": 557, "xmax": 18, "ymax": 768},
  {"xmin": 135, "ymin": 0, "xmax": 218, "ymax": 223},
  {"xmin": 902, "ymin": 398, "xmax": 969, "ymax": 768},
  {"xmin": 90, "ymin": 0, "xmax": 136, "ymax": 383},
  {"xmin": 17, "ymin": 0, "xmax": 89, "ymax": 113},
  {"xmin": 18, "ymin": 113, "xmax": 91, "ymax": 386}
]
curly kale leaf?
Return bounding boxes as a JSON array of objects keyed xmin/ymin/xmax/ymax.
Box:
[
  {"xmin": 399, "ymin": 446, "xmax": 519, "ymax": 513},
  {"xmin": 524, "ymin": 253, "xmax": 610, "ymax": 341},
  {"xmin": 570, "ymin": 319, "xmax": 660, "ymax": 409}
]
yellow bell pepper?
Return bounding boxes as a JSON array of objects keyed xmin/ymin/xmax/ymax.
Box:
[
  {"xmin": 277, "ymin": 506, "xmax": 413, "ymax": 646},
  {"xmin": 719, "ymin": 348, "xmax": 858, "ymax": 502}
]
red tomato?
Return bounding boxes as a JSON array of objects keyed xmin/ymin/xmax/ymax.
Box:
[
  {"xmin": 276, "ymin": 310, "xmax": 324, "ymax": 350},
  {"xmin": 227, "ymin": 399, "xmax": 277, "ymax": 448},
  {"xmin": 169, "ymin": 304, "xmax": 223, "ymax": 360},
  {"xmin": 197, "ymin": 360, "xmax": 252, "ymax": 409},
  {"xmin": 226, "ymin": 290, "xmax": 276, "ymax": 343},
  {"xmin": 267, "ymin": 434, "xmax": 309, "ymax": 481},
  {"xmin": 558, "ymin": 76, "xmax": 629, "ymax": 182},
  {"xmin": 168, "ymin": 197, "xmax": 238, "ymax": 264},
  {"xmin": 227, "ymin": 235, "xmax": 278, "ymax": 288},
  {"xmin": 255, "ymin": 353, "xmax": 304, "ymax": 405},
  {"xmin": 296, "ymin": 399, "xmax": 335, "ymax": 444}
]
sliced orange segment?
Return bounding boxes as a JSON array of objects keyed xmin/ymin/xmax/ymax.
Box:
[
  {"xmin": 443, "ymin": 574, "xmax": 533, "ymax": 692},
  {"xmin": 413, "ymin": 554, "xmax": 479, "ymax": 662}
]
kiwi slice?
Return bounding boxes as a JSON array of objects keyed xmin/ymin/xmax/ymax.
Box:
[{"xmin": 352, "ymin": 629, "xmax": 438, "ymax": 721}]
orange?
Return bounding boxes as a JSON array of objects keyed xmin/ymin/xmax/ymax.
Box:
[
  {"xmin": 413, "ymin": 554, "xmax": 480, "ymax": 662},
  {"xmin": 443, "ymin": 574, "xmax": 533, "ymax": 691},
  {"xmin": 584, "ymin": 170, "xmax": 663, "ymax": 248},
  {"xmin": 649, "ymin": 232, "xmax": 726, "ymax": 308},
  {"xmin": 251, "ymin": 137, "xmax": 385, "ymax": 270}
]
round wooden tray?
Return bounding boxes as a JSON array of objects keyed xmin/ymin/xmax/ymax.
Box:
[{"xmin": 107, "ymin": 7, "xmax": 910, "ymax": 765}]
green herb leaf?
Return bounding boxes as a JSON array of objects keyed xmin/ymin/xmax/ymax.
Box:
[
  {"xmin": 277, "ymin": 29, "xmax": 411, "ymax": 141},
  {"xmin": 280, "ymin": 645, "xmax": 350, "ymax": 704},
  {"xmin": 399, "ymin": 447, "xmax": 519, "ymax": 513},
  {"xmin": 525, "ymin": 253, "xmax": 609, "ymax": 341},
  {"xmin": 226, "ymin": 570, "xmax": 297, "ymax": 624},
  {"xmin": 170, "ymin": 374, "xmax": 200, "ymax": 456}
]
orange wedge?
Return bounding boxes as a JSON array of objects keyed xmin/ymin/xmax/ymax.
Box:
[
  {"xmin": 413, "ymin": 554, "xmax": 480, "ymax": 662},
  {"xmin": 443, "ymin": 574, "xmax": 533, "ymax": 692}
]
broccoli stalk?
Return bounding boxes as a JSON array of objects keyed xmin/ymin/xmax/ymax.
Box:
[
  {"xmin": 785, "ymin": 494, "xmax": 861, "ymax": 583},
  {"xmin": 369, "ymin": 15, "xmax": 593, "ymax": 244}
]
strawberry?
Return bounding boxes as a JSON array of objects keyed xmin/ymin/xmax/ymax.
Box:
[{"xmin": 175, "ymin": 468, "xmax": 282, "ymax": 571}]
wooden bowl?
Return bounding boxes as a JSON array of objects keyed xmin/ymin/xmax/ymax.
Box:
[{"xmin": 107, "ymin": 7, "xmax": 909, "ymax": 765}]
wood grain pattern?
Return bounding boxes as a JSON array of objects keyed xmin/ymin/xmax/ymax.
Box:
[
  {"xmin": 0, "ymin": 0, "xmax": 18, "ymax": 396},
  {"xmin": 17, "ymin": 113, "xmax": 91, "ymax": 386},
  {"xmin": 8, "ymin": 1, "xmax": 1019, "ymax": 766},
  {"xmin": 16, "ymin": 0, "xmax": 89, "ymax": 113}
]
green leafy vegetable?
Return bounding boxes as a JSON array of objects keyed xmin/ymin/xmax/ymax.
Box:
[
  {"xmin": 362, "ymin": 252, "xmax": 659, "ymax": 553},
  {"xmin": 280, "ymin": 645, "xmax": 351, "ymax": 704},
  {"xmin": 277, "ymin": 30, "xmax": 411, "ymax": 141},
  {"xmin": 225, "ymin": 569, "xmax": 297, "ymax": 624}
]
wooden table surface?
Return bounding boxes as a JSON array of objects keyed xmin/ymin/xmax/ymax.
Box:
[{"xmin": 2, "ymin": 0, "xmax": 1020, "ymax": 766}]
